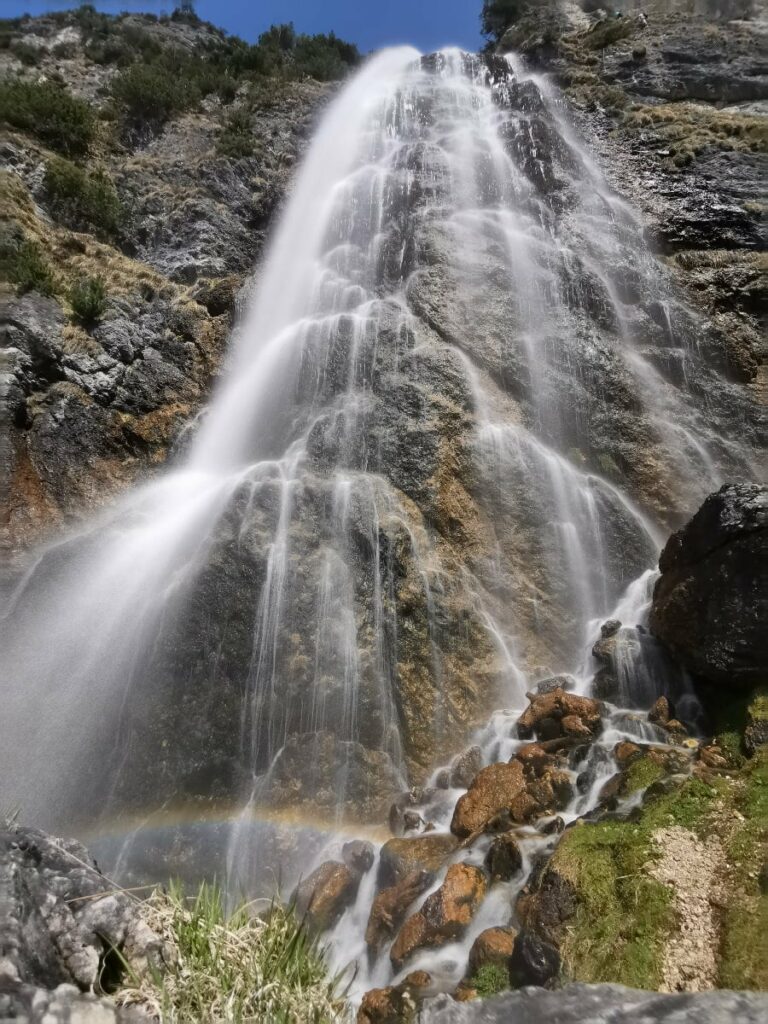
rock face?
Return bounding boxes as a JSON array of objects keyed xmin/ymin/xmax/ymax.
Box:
[
  {"xmin": 379, "ymin": 835, "xmax": 459, "ymax": 888},
  {"xmin": 0, "ymin": 823, "xmax": 167, "ymax": 997},
  {"xmin": 650, "ymin": 484, "xmax": 768, "ymax": 685},
  {"xmin": 417, "ymin": 984, "xmax": 768, "ymax": 1024},
  {"xmin": 390, "ymin": 864, "xmax": 488, "ymax": 970},
  {"xmin": 292, "ymin": 860, "xmax": 359, "ymax": 934},
  {"xmin": 366, "ymin": 870, "xmax": 435, "ymax": 954}
]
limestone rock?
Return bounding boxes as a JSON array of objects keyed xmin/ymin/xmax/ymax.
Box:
[
  {"xmin": 293, "ymin": 860, "xmax": 359, "ymax": 934},
  {"xmin": 343, "ymin": 840, "xmax": 376, "ymax": 876},
  {"xmin": 390, "ymin": 864, "xmax": 488, "ymax": 970},
  {"xmin": 650, "ymin": 485, "xmax": 767, "ymax": 687},
  {"xmin": 517, "ymin": 690, "xmax": 602, "ymax": 742},
  {"xmin": 450, "ymin": 762, "xmax": 527, "ymax": 838},
  {"xmin": 449, "ymin": 746, "xmax": 484, "ymax": 789},
  {"xmin": 365, "ymin": 869, "xmax": 434, "ymax": 954}
]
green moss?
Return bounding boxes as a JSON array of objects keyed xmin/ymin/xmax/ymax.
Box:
[
  {"xmin": 623, "ymin": 756, "xmax": 665, "ymax": 795},
  {"xmin": 471, "ymin": 962, "xmax": 510, "ymax": 997}
]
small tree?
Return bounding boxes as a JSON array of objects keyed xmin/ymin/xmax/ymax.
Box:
[{"xmin": 70, "ymin": 275, "xmax": 107, "ymax": 326}]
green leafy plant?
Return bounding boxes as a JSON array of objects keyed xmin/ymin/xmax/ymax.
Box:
[
  {"xmin": 70, "ymin": 275, "xmax": 108, "ymax": 325},
  {"xmin": 471, "ymin": 961, "xmax": 510, "ymax": 997},
  {"xmin": 0, "ymin": 79, "xmax": 95, "ymax": 156},
  {"xmin": 110, "ymin": 61, "xmax": 196, "ymax": 125},
  {"xmin": 216, "ymin": 107, "xmax": 255, "ymax": 158},
  {"xmin": 44, "ymin": 157, "xmax": 122, "ymax": 238}
]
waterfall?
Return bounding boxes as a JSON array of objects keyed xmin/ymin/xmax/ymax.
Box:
[{"xmin": 0, "ymin": 45, "xmax": 756, "ymax": 944}]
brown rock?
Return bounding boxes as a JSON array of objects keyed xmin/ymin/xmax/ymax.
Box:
[
  {"xmin": 526, "ymin": 768, "xmax": 573, "ymax": 816},
  {"xmin": 379, "ymin": 834, "xmax": 458, "ymax": 888},
  {"xmin": 514, "ymin": 743, "xmax": 555, "ymax": 778},
  {"xmin": 365, "ymin": 869, "xmax": 434, "ymax": 953},
  {"xmin": 293, "ymin": 860, "xmax": 359, "ymax": 934},
  {"xmin": 450, "ymin": 761, "xmax": 526, "ymax": 838},
  {"xmin": 343, "ymin": 840, "xmax": 375, "ymax": 875},
  {"xmin": 517, "ymin": 689, "xmax": 602, "ymax": 741},
  {"xmin": 450, "ymin": 745, "xmax": 484, "ymax": 789},
  {"xmin": 390, "ymin": 863, "xmax": 488, "ymax": 970},
  {"xmin": 357, "ymin": 985, "xmax": 417, "ymax": 1024},
  {"xmin": 561, "ymin": 714, "xmax": 594, "ymax": 739},
  {"xmin": 598, "ymin": 773, "xmax": 624, "ymax": 808},
  {"xmin": 648, "ymin": 695, "xmax": 672, "ymax": 725},
  {"xmin": 665, "ymin": 719, "xmax": 688, "ymax": 736},
  {"xmin": 614, "ymin": 740, "xmax": 643, "ymax": 767},
  {"xmin": 453, "ymin": 981, "xmax": 478, "ymax": 1001},
  {"xmin": 468, "ymin": 925, "xmax": 517, "ymax": 975},
  {"xmin": 485, "ymin": 832, "xmax": 523, "ymax": 882},
  {"xmin": 699, "ymin": 744, "xmax": 729, "ymax": 770}
]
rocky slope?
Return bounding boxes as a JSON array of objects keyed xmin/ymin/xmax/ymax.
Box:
[{"xmin": 1, "ymin": 9, "xmax": 331, "ymax": 560}]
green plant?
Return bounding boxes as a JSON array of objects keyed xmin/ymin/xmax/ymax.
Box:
[
  {"xmin": 70, "ymin": 275, "xmax": 108, "ymax": 325},
  {"xmin": 44, "ymin": 157, "xmax": 122, "ymax": 238},
  {"xmin": 471, "ymin": 961, "xmax": 510, "ymax": 997},
  {"xmin": 111, "ymin": 61, "xmax": 196, "ymax": 124},
  {"xmin": 216, "ymin": 107, "xmax": 254, "ymax": 158},
  {"xmin": 0, "ymin": 79, "xmax": 95, "ymax": 156},
  {"xmin": 1, "ymin": 237, "xmax": 56, "ymax": 295},
  {"xmin": 10, "ymin": 40, "xmax": 41, "ymax": 65},
  {"xmin": 117, "ymin": 882, "xmax": 343, "ymax": 1023}
]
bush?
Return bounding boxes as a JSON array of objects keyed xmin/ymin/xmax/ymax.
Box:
[
  {"xmin": 216, "ymin": 107, "xmax": 255, "ymax": 158},
  {"xmin": 70, "ymin": 275, "xmax": 107, "ymax": 325},
  {"xmin": 1, "ymin": 237, "xmax": 56, "ymax": 295},
  {"xmin": 0, "ymin": 79, "xmax": 95, "ymax": 156},
  {"xmin": 111, "ymin": 61, "xmax": 196, "ymax": 124},
  {"xmin": 44, "ymin": 157, "xmax": 122, "ymax": 238},
  {"xmin": 10, "ymin": 40, "xmax": 41, "ymax": 65}
]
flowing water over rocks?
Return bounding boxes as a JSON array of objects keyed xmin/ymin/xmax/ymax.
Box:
[{"xmin": 0, "ymin": 44, "xmax": 764, "ymax": 1010}]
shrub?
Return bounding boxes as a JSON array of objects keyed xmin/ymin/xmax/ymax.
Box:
[
  {"xmin": 70, "ymin": 275, "xmax": 107, "ymax": 325},
  {"xmin": 43, "ymin": 157, "xmax": 122, "ymax": 238},
  {"xmin": 0, "ymin": 79, "xmax": 95, "ymax": 156},
  {"xmin": 10, "ymin": 40, "xmax": 41, "ymax": 65},
  {"xmin": 110, "ymin": 61, "xmax": 196, "ymax": 124},
  {"xmin": 1, "ymin": 237, "xmax": 56, "ymax": 295},
  {"xmin": 216, "ymin": 107, "xmax": 255, "ymax": 158}
]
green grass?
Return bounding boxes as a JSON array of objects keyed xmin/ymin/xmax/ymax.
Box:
[
  {"xmin": 118, "ymin": 882, "xmax": 343, "ymax": 1023},
  {"xmin": 470, "ymin": 962, "xmax": 510, "ymax": 997},
  {"xmin": 0, "ymin": 79, "xmax": 95, "ymax": 156},
  {"xmin": 622, "ymin": 756, "xmax": 666, "ymax": 795}
]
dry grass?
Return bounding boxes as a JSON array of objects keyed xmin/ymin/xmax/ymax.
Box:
[{"xmin": 117, "ymin": 882, "xmax": 345, "ymax": 1024}]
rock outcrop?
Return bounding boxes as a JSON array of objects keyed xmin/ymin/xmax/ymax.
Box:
[
  {"xmin": 650, "ymin": 484, "xmax": 768, "ymax": 686},
  {"xmin": 417, "ymin": 983, "xmax": 768, "ymax": 1024}
]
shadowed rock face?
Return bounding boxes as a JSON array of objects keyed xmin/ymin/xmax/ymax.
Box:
[
  {"xmin": 650, "ymin": 484, "xmax": 768, "ymax": 686},
  {"xmin": 417, "ymin": 983, "xmax": 768, "ymax": 1023}
]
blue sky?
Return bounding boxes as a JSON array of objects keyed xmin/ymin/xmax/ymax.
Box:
[{"xmin": 3, "ymin": 1, "xmax": 486, "ymax": 53}]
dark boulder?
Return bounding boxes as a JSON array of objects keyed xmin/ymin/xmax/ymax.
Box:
[
  {"xmin": 650, "ymin": 484, "xmax": 767, "ymax": 686},
  {"xmin": 508, "ymin": 929, "xmax": 561, "ymax": 988}
]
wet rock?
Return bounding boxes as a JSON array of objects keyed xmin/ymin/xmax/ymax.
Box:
[
  {"xmin": 614, "ymin": 741, "xmax": 643, "ymax": 768},
  {"xmin": 649, "ymin": 696, "xmax": 672, "ymax": 726},
  {"xmin": 517, "ymin": 690, "xmax": 602, "ymax": 742},
  {"xmin": 435, "ymin": 769, "xmax": 451, "ymax": 790},
  {"xmin": 526, "ymin": 767, "xmax": 574, "ymax": 816},
  {"xmin": 514, "ymin": 743, "xmax": 557, "ymax": 779},
  {"xmin": 540, "ymin": 815, "xmax": 565, "ymax": 836},
  {"xmin": 468, "ymin": 926, "xmax": 517, "ymax": 976},
  {"xmin": 417, "ymin": 983, "xmax": 768, "ymax": 1023},
  {"xmin": 366, "ymin": 869, "xmax": 434, "ymax": 954},
  {"xmin": 450, "ymin": 745, "xmax": 484, "ymax": 789},
  {"xmin": 378, "ymin": 834, "xmax": 458, "ymax": 888},
  {"xmin": 650, "ymin": 485, "xmax": 768, "ymax": 687},
  {"xmin": 517, "ymin": 861, "xmax": 576, "ymax": 947},
  {"xmin": 390, "ymin": 864, "xmax": 488, "ymax": 970},
  {"xmin": 598, "ymin": 773, "xmax": 625, "ymax": 809},
  {"xmin": 358, "ymin": 983, "xmax": 419, "ymax": 1024},
  {"xmin": 343, "ymin": 839, "xmax": 376, "ymax": 876},
  {"xmin": 485, "ymin": 833, "xmax": 523, "ymax": 882},
  {"xmin": 450, "ymin": 761, "xmax": 527, "ymax": 838},
  {"xmin": 293, "ymin": 860, "xmax": 359, "ymax": 934},
  {"xmin": 593, "ymin": 667, "xmax": 620, "ymax": 700},
  {"xmin": 508, "ymin": 929, "xmax": 561, "ymax": 988},
  {"xmin": 0, "ymin": 823, "xmax": 169, "ymax": 993},
  {"xmin": 535, "ymin": 674, "xmax": 576, "ymax": 695}
]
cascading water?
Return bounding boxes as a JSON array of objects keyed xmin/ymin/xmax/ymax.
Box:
[{"xmin": 0, "ymin": 46, "xmax": 760, "ymax": 1002}]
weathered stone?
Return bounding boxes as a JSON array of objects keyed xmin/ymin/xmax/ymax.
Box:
[
  {"xmin": 358, "ymin": 984, "xmax": 418, "ymax": 1024},
  {"xmin": 514, "ymin": 743, "xmax": 556, "ymax": 778},
  {"xmin": 343, "ymin": 840, "xmax": 376, "ymax": 876},
  {"xmin": 650, "ymin": 485, "xmax": 768, "ymax": 687},
  {"xmin": 366, "ymin": 869, "xmax": 434, "ymax": 954},
  {"xmin": 517, "ymin": 690, "xmax": 602, "ymax": 742},
  {"xmin": 378, "ymin": 835, "xmax": 458, "ymax": 888},
  {"xmin": 648, "ymin": 696, "xmax": 672, "ymax": 726},
  {"xmin": 468, "ymin": 926, "xmax": 517, "ymax": 976},
  {"xmin": 614, "ymin": 741, "xmax": 643, "ymax": 768},
  {"xmin": 508, "ymin": 929, "xmax": 561, "ymax": 988},
  {"xmin": 450, "ymin": 746, "xmax": 484, "ymax": 789},
  {"xmin": 450, "ymin": 762, "xmax": 527, "ymax": 839},
  {"xmin": 535, "ymin": 674, "xmax": 577, "ymax": 695},
  {"xmin": 485, "ymin": 833, "xmax": 523, "ymax": 882},
  {"xmin": 390, "ymin": 864, "xmax": 488, "ymax": 970},
  {"xmin": 293, "ymin": 861, "xmax": 359, "ymax": 934}
]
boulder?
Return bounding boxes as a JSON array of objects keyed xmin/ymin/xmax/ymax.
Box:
[
  {"xmin": 390, "ymin": 864, "xmax": 488, "ymax": 970},
  {"xmin": 517, "ymin": 690, "xmax": 602, "ymax": 742},
  {"xmin": 293, "ymin": 860, "xmax": 359, "ymax": 934},
  {"xmin": 468, "ymin": 926, "xmax": 517, "ymax": 976},
  {"xmin": 450, "ymin": 762, "xmax": 527, "ymax": 838},
  {"xmin": 648, "ymin": 696, "xmax": 672, "ymax": 725},
  {"xmin": 614, "ymin": 741, "xmax": 643, "ymax": 768},
  {"xmin": 366, "ymin": 869, "xmax": 434, "ymax": 953},
  {"xmin": 449, "ymin": 746, "xmax": 484, "ymax": 789},
  {"xmin": 485, "ymin": 833, "xmax": 523, "ymax": 882},
  {"xmin": 378, "ymin": 835, "xmax": 458, "ymax": 888},
  {"xmin": 535, "ymin": 674, "xmax": 577, "ymax": 695},
  {"xmin": 359, "ymin": 972, "xmax": 432, "ymax": 1022},
  {"xmin": 343, "ymin": 839, "xmax": 376, "ymax": 875},
  {"xmin": 508, "ymin": 929, "xmax": 561, "ymax": 988},
  {"xmin": 649, "ymin": 485, "xmax": 767, "ymax": 687}
]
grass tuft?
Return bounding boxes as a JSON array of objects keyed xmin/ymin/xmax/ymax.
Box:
[
  {"xmin": 118, "ymin": 881, "xmax": 343, "ymax": 1023},
  {"xmin": 470, "ymin": 961, "xmax": 510, "ymax": 997}
]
